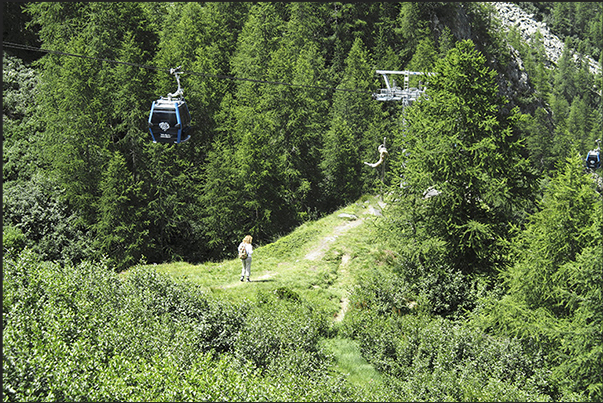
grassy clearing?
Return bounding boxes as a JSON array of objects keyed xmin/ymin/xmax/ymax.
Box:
[
  {"xmin": 141, "ymin": 195, "xmax": 389, "ymax": 388},
  {"xmin": 147, "ymin": 195, "xmax": 383, "ymax": 304}
]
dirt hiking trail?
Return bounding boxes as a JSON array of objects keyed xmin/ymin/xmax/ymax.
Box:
[{"xmin": 219, "ymin": 199, "xmax": 384, "ymax": 321}]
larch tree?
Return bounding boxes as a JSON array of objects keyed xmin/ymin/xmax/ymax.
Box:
[
  {"xmin": 390, "ymin": 39, "xmax": 535, "ymax": 276},
  {"xmin": 476, "ymin": 154, "xmax": 602, "ymax": 401},
  {"xmin": 320, "ymin": 37, "xmax": 381, "ymax": 210},
  {"xmin": 202, "ymin": 3, "xmax": 289, "ymax": 244}
]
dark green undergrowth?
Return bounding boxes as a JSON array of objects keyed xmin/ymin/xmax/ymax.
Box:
[
  {"xmin": 2, "ymin": 249, "xmax": 370, "ymax": 402},
  {"xmin": 3, "ymin": 245, "xmax": 581, "ymax": 403},
  {"xmin": 336, "ymin": 266, "xmax": 558, "ymax": 402}
]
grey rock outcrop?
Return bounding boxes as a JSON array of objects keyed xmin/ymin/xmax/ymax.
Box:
[{"xmin": 491, "ymin": 2, "xmax": 600, "ymax": 75}]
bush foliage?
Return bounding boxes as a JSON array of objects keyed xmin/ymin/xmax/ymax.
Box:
[{"xmin": 3, "ymin": 249, "xmax": 366, "ymax": 402}]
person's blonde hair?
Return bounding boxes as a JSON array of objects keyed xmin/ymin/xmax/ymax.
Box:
[{"xmin": 243, "ymin": 235, "xmax": 252, "ymax": 244}]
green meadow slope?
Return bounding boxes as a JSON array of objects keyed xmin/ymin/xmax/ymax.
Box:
[
  {"xmin": 6, "ymin": 189, "xmax": 592, "ymax": 400},
  {"xmin": 148, "ymin": 195, "xmax": 387, "ymax": 318},
  {"xmin": 144, "ymin": 195, "xmax": 389, "ymax": 387}
]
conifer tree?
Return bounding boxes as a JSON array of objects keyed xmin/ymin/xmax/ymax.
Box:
[
  {"xmin": 27, "ymin": 3, "xmax": 112, "ymax": 226},
  {"xmin": 521, "ymin": 107, "xmax": 556, "ymax": 174},
  {"xmin": 94, "ymin": 14, "xmax": 157, "ymax": 268},
  {"xmin": 406, "ymin": 34, "xmax": 438, "ymax": 72},
  {"xmin": 25, "ymin": 2, "xmax": 206, "ymax": 266},
  {"xmin": 390, "ymin": 39, "xmax": 535, "ymax": 275},
  {"xmin": 144, "ymin": 2, "xmax": 251, "ymax": 261},
  {"xmin": 476, "ymin": 154, "xmax": 602, "ymax": 401},
  {"xmin": 198, "ymin": 130, "xmax": 243, "ymax": 258},
  {"xmin": 206, "ymin": 3, "xmax": 290, "ymax": 242},
  {"xmin": 438, "ymin": 26, "xmax": 455, "ymax": 58},
  {"xmin": 372, "ymin": 2, "xmax": 402, "ymax": 65},
  {"xmin": 552, "ymin": 40, "xmax": 577, "ymax": 103},
  {"xmin": 505, "ymin": 154, "xmax": 601, "ymax": 315},
  {"xmin": 94, "ymin": 152, "xmax": 148, "ymax": 271},
  {"xmin": 185, "ymin": 2, "xmax": 250, "ymax": 151},
  {"xmin": 268, "ymin": 3, "xmax": 331, "ymax": 216},
  {"xmin": 320, "ymin": 37, "xmax": 381, "ymax": 210}
]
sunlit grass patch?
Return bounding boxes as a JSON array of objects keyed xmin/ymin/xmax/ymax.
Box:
[
  {"xmin": 140, "ymin": 195, "xmax": 390, "ymax": 312},
  {"xmin": 321, "ymin": 337, "xmax": 383, "ymax": 387},
  {"xmin": 132, "ymin": 195, "xmax": 391, "ymax": 389}
]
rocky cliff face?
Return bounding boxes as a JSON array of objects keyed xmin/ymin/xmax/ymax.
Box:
[
  {"xmin": 429, "ymin": 2, "xmax": 600, "ymax": 113},
  {"xmin": 491, "ymin": 2, "xmax": 600, "ymax": 76}
]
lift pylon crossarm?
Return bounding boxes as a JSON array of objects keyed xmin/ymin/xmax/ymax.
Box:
[
  {"xmin": 375, "ymin": 70, "xmax": 434, "ymax": 76},
  {"xmin": 373, "ymin": 70, "xmax": 434, "ymax": 103}
]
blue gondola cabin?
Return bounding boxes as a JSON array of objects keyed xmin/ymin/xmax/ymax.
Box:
[
  {"xmin": 585, "ymin": 150, "xmax": 601, "ymax": 170},
  {"xmin": 148, "ymin": 98, "xmax": 191, "ymax": 144}
]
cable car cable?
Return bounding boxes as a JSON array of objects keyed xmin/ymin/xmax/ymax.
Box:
[
  {"xmin": 3, "ymin": 41, "xmax": 371, "ymax": 95},
  {"xmin": 3, "ymin": 41, "xmax": 164, "ymax": 72}
]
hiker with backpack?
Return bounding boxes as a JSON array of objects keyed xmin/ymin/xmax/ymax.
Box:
[{"xmin": 238, "ymin": 235, "xmax": 253, "ymax": 282}]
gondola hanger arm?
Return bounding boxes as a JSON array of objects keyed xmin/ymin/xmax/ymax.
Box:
[{"xmin": 168, "ymin": 66, "xmax": 184, "ymax": 100}]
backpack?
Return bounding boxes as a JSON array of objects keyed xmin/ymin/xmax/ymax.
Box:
[{"xmin": 238, "ymin": 243, "xmax": 248, "ymax": 260}]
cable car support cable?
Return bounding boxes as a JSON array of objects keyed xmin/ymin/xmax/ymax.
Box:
[{"xmin": 3, "ymin": 41, "xmax": 371, "ymax": 95}]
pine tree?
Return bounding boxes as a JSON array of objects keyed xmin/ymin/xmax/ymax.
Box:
[
  {"xmin": 320, "ymin": 37, "xmax": 381, "ymax": 210},
  {"xmin": 268, "ymin": 3, "xmax": 331, "ymax": 216},
  {"xmin": 438, "ymin": 26, "xmax": 455, "ymax": 58},
  {"xmin": 207, "ymin": 3, "xmax": 291, "ymax": 242},
  {"xmin": 32, "ymin": 30, "xmax": 111, "ymax": 225},
  {"xmin": 198, "ymin": 132, "xmax": 244, "ymax": 259},
  {"xmin": 406, "ymin": 34, "xmax": 438, "ymax": 72},
  {"xmin": 552, "ymin": 39, "xmax": 577, "ymax": 103},
  {"xmin": 506, "ymin": 154, "xmax": 600, "ymax": 314},
  {"xmin": 476, "ymin": 154, "xmax": 602, "ymax": 401},
  {"xmin": 391, "ymin": 39, "xmax": 535, "ymax": 275},
  {"xmin": 320, "ymin": 116, "xmax": 361, "ymax": 209},
  {"xmin": 521, "ymin": 107, "xmax": 557, "ymax": 174},
  {"xmin": 94, "ymin": 152, "xmax": 148, "ymax": 271}
]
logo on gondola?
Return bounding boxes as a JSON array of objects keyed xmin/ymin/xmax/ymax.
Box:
[{"xmin": 159, "ymin": 122, "xmax": 170, "ymax": 131}]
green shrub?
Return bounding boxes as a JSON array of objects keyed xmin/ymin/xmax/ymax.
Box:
[
  {"xmin": 2, "ymin": 251, "xmax": 247, "ymax": 401},
  {"xmin": 2, "ymin": 175, "xmax": 94, "ymax": 264},
  {"xmin": 3, "ymin": 251, "xmax": 361, "ymax": 401},
  {"xmin": 341, "ymin": 302, "xmax": 553, "ymax": 401},
  {"xmin": 274, "ymin": 286, "xmax": 301, "ymax": 302},
  {"xmin": 2, "ymin": 224, "xmax": 26, "ymax": 253},
  {"xmin": 234, "ymin": 292, "xmax": 330, "ymax": 370},
  {"xmin": 344, "ymin": 266, "xmax": 418, "ymax": 320}
]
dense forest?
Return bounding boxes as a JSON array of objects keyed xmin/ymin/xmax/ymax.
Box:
[{"xmin": 3, "ymin": 2, "xmax": 602, "ymax": 402}]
